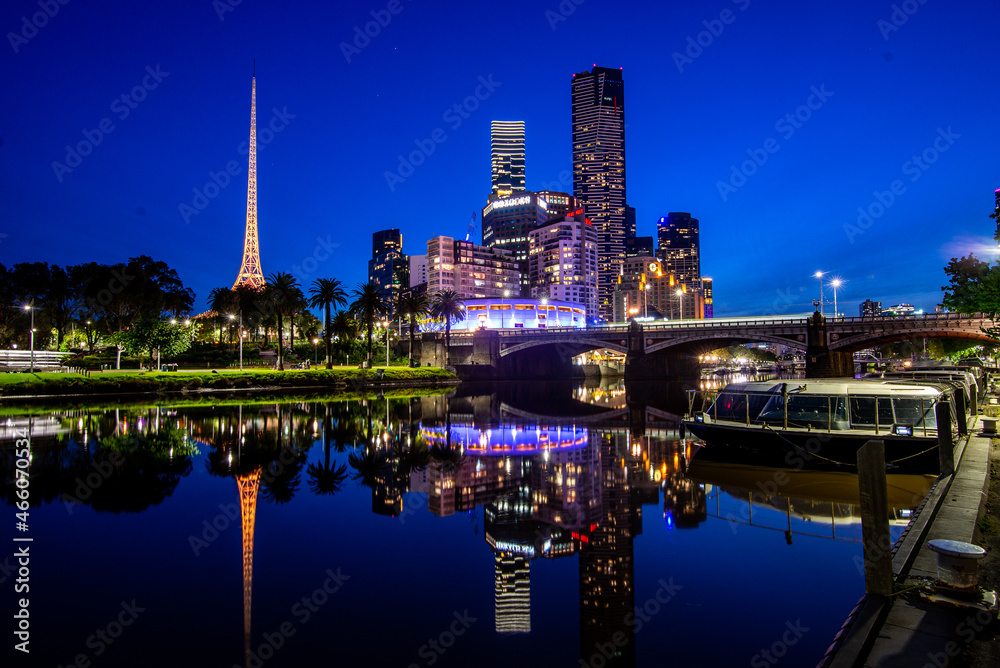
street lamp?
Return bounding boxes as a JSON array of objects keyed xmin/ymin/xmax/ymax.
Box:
[
  {"xmin": 501, "ymin": 289, "xmax": 510, "ymax": 328},
  {"xmin": 676, "ymin": 289, "xmax": 684, "ymax": 321},
  {"xmin": 312, "ymin": 338, "xmax": 319, "ymax": 365},
  {"xmin": 229, "ymin": 312, "xmax": 243, "ymax": 370},
  {"xmin": 23, "ymin": 302, "xmax": 35, "ymax": 371},
  {"xmin": 643, "ymin": 284, "xmax": 650, "ymax": 319},
  {"xmin": 814, "ymin": 271, "xmax": 825, "ymax": 317},
  {"xmin": 830, "ymin": 278, "xmax": 842, "ymax": 320},
  {"xmin": 382, "ymin": 320, "xmax": 390, "ymax": 367}
]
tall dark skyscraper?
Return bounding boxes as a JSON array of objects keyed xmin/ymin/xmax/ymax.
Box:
[
  {"xmin": 491, "ymin": 121, "xmax": 526, "ymax": 201},
  {"xmin": 572, "ymin": 66, "xmax": 626, "ymax": 321},
  {"xmin": 625, "ymin": 204, "xmax": 636, "ymax": 239},
  {"xmin": 657, "ymin": 213, "xmax": 701, "ymax": 318},
  {"xmin": 368, "ymin": 229, "xmax": 408, "ymax": 313}
]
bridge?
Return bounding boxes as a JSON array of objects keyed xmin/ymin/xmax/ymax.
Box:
[{"xmin": 415, "ymin": 311, "xmax": 996, "ymax": 380}]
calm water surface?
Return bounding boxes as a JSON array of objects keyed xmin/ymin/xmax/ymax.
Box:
[{"xmin": 2, "ymin": 379, "xmax": 933, "ymax": 667}]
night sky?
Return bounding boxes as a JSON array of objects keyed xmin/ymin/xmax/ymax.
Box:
[{"xmin": 1, "ymin": 0, "xmax": 997, "ymax": 317}]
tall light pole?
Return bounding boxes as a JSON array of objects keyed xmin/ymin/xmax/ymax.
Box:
[
  {"xmin": 814, "ymin": 271, "xmax": 825, "ymax": 317},
  {"xmin": 501, "ymin": 289, "xmax": 510, "ymax": 328},
  {"xmin": 229, "ymin": 312, "xmax": 243, "ymax": 370},
  {"xmin": 312, "ymin": 338, "xmax": 319, "ymax": 365},
  {"xmin": 23, "ymin": 302, "xmax": 35, "ymax": 371},
  {"xmin": 382, "ymin": 320, "xmax": 389, "ymax": 367},
  {"xmin": 676, "ymin": 289, "xmax": 684, "ymax": 321},
  {"xmin": 830, "ymin": 278, "xmax": 842, "ymax": 320},
  {"xmin": 643, "ymin": 284, "xmax": 650, "ymax": 319}
]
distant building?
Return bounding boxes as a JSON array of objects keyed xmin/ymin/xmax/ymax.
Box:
[
  {"xmin": 625, "ymin": 204, "xmax": 636, "ymax": 239},
  {"xmin": 491, "ymin": 121, "xmax": 526, "ymax": 200},
  {"xmin": 453, "ymin": 298, "xmax": 586, "ymax": 331},
  {"xmin": 536, "ymin": 191, "xmax": 579, "ymax": 220},
  {"xmin": 860, "ymin": 299, "xmax": 882, "ymax": 317},
  {"xmin": 625, "ymin": 236, "xmax": 654, "ymax": 258},
  {"xmin": 527, "ymin": 210, "xmax": 599, "ymax": 317},
  {"xmin": 573, "ymin": 65, "xmax": 626, "ymax": 321},
  {"xmin": 882, "ymin": 303, "xmax": 915, "ymax": 316},
  {"xmin": 368, "ymin": 229, "xmax": 408, "ymax": 311},
  {"xmin": 702, "ymin": 277, "xmax": 713, "ymax": 319},
  {"xmin": 612, "ymin": 256, "xmax": 693, "ymax": 323},
  {"xmin": 656, "ymin": 213, "xmax": 702, "ymax": 320},
  {"xmin": 409, "ymin": 254, "xmax": 428, "ymax": 288},
  {"xmin": 426, "ymin": 235, "xmax": 519, "ymax": 300},
  {"xmin": 482, "ymin": 192, "xmax": 550, "ymax": 296}
]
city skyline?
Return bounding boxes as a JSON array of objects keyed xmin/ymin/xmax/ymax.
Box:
[{"xmin": 2, "ymin": 0, "xmax": 998, "ymax": 319}]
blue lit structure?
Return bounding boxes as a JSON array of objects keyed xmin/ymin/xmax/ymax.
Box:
[
  {"xmin": 453, "ymin": 298, "xmax": 586, "ymax": 331},
  {"xmin": 420, "ymin": 423, "xmax": 588, "ymax": 455}
]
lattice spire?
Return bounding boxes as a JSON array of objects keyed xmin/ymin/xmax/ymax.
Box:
[
  {"xmin": 237, "ymin": 469, "xmax": 260, "ymax": 667},
  {"xmin": 233, "ymin": 71, "xmax": 264, "ymax": 290}
]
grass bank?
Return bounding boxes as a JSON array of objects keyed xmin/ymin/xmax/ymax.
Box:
[{"xmin": 0, "ymin": 366, "xmax": 458, "ymax": 399}]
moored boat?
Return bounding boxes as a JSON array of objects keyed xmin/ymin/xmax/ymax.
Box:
[{"xmin": 683, "ymin": 379, "xmax": 958, "ymax": 472}]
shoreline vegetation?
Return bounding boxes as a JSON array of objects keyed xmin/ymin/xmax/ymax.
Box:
[{"xmin": 0, "ymin": 367, "xmax": 459, "ymax": 401}]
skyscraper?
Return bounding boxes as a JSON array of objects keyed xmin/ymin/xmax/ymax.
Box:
[
  {"xmin": 657, "ymin": 213, "xmax": 701, "ymax": 318},
  {"xmin": 572, "ymin": 66, "xmax": 626, "ymax": 321},
  {"xmin": 481, "ymin": 192, "xmax": 550, "ymax": 295},
  {"xmin": 368, "ymin": 229, "xmax": 408, "ymax": 312},
  {"xmin": 491, "ymin": 121, "xmax": 526, "ymax": 200}
]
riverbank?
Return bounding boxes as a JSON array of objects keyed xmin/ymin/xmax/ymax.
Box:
[{"xmin": 0, "ymin": 366, "xmax": 460, "ymax": 400}]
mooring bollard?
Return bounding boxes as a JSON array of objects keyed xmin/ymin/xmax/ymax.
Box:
[
  {"xmin": 954, "ymin": 391, "xmax": 968, "ymax": 436},
  {"xmin": 857, "ymin": 439, "xmax": 893, "ymax": 596},
  {"xmin": 936, "ymin": 397, "xmax": 955, "ymax": 477}
]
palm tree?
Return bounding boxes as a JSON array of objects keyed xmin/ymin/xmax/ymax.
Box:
[
  {"xmin": 307, "ymin": 442, "xmax": 348, "ymax": 496},
  {"xmin": 397, "ymin": 292, "xmax": 429, "ymax": 367},
  {"xmin": 330, "ymin": 310, "xmax": 358, "ymax": 365},
  {"xmin": 308, "ymin": 278, "xmax": 347, "ymax": 369},
  {"xmin": 349, "ymin": 282, "xmax": 389, "ymax": 367},
  {"xmin": 265, "ymin": 272, "xmax": 300, "ymax": 370},
  {"xmin": 285, "ymin": 286, "xmax": 308, "ymax": 353},
  {"xmin": 430, "ymin": 290, "xmax": 466, "ymax": 364},
  {"xmin": 208, "ymin": 287, "xmax": 236, "ymax": 345}
]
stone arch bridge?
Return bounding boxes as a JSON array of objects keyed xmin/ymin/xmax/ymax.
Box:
[{"xmin": 416, "ymin": 312, "xmax": 996, "ymax": 380}]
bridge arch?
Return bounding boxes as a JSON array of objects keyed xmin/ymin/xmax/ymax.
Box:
[
  {"xmin": 499, "ymin": 337, "xmax": 629, "ymax": 358},
  {"xmin": 830, "ymin": 329, "xmax": 996, "ymax": 352},
  {"xmin": 644, "ymin": 332, "xmax": 806, "ymax": 355}
]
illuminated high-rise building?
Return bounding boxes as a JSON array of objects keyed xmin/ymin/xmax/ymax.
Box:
[
  {"xmin": 657, "ymin": 213, "xmax": 701, "ymax": 319},
  {"xmin": 572, "ymin": 66, "xmax": 627, "ymax": 321},
  {"xmin": 368, "ymin": 229, "xmax": 408, "ymax": 312},
  {"xmin": 702, "ymin": 277, "xmax": 713, "ymax": 319},
  {"xmin": 491, "ymin": 121, "xmax": 526, "ymax": 200},
  {"xmin": 482, "ymin": 192, "xmax": 550, "ymax": 295},
  {"xmin": 528, "ymin": 208, "xmax": 599, "ymax": 316}
]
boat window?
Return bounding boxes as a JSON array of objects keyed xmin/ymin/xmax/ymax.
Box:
[
  {"xmin": 891, "ymin": 397, "xmax": 936, "ymax": 429},
  {"xmin": 709, "ymin": 385, "xmax": 777, "ymax": 421},
  {"xmin": 757, "ymin": 395, "xmax": 849, "ymax": 429},
  {"xmin": 849, "ymin": 396, "xmax": 895, "ymax": 428}
]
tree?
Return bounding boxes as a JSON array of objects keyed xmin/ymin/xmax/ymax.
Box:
[
  {"xmin": 430, "ymin": 290, "xmax": 466, "ymax": 364},
  {"xmin": 308, "ymin": 278, "xmax": 347, "ymax": 369},
  {"xmin": 941, "ymin": 254, "xmax": 1000, "ymax": 316},
  {"xmin": 349, "ymin": 282, "xmax": 389, "ymax": 366},
  {"xmin": 397, "ymin": 292, "xmax": 429, "ymax": 367},
  {"xmin": 265, "ymin": 272, "xmax": 301, "ymax": 370},
  {"xmin": 208, "ymin": 287, "xmax": 236, "ymax": 345},
  {"xmin": 109, "ymin": 319, "xmax": 199, "ymax": 367},
  {"xmin": 330, "ymin": 311, "xmax": 358, "ymax": 364}
]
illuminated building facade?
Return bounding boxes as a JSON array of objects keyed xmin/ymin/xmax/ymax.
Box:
[
  {"xmin": 427, "ymin": 235, "xmax": 519, "ymax": 300},
  {"xmin": 537, "ymin": 191, "xmax": 580, "ymax": 220},
  {"xmin": 460, "ymin": 298, "xmax": 586, "ymax": 330},
  {"xmin": 409, "ymin": 254, "xmax": 427, "ymax": 288},
  {"xmin": 702, "ymin": 277, "xmax": 713, "ymax": 319},
  {"xmin": 572, "ymin": 66, "xmax": 627, "ymax": 321},
  {"xmin": 611, "ymin": 256, "xmax": 691, "ymax": 323},
  {"xmin": 657, "ymin": 213, "xmax": 701, "ymax": 319},
  {"xmin": 527, "ymin": 210, "xmax": 599, "ymax": 317},
  {"xmin": 491, "ymin": 121, "xmax": 526, "ymax": 200},
  {"xmin": 860, "ymin": 299, "xmax": 882, "ymax": 318},
  {"xmin": 369, "ymin": 229, "xmax": 408, "ymax": 311},
  {"xmin": 482, "ymin": 192, "xmax": 550, "ymax": 295}
]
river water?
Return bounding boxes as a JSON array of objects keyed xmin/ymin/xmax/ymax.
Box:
[{"xmin": 2, "ymin": 378, "xmax": 934, "ymax": 667}]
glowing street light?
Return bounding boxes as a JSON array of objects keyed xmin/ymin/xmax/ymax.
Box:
[
  {"xmin": 502, "ymin": 289, "xmax": 510, "ymax": 328},
  {"xmin": 382, "ymin": 320, "xmax": 390, "ymax": 367},
  {"xmin": 830, "ymin": 278, "xmax": 843, "ymax": 319},
  {"xmin": 814, "ymin": 271, "xmax": 825, "ymax": 317},
  {"xmin": 643, "ymin": 284, "xmax": 650, "ymax": 319},
  {"xmin": 23, "ymin": 301, "xmax": 35, "ymax": 371},
  {"xmin": 676, "ymin": 289, "xmax": 684, "ymax": 321},
  {"xmin": 312, "ymin": 338, "xmax": 319, "ymax": 365}
]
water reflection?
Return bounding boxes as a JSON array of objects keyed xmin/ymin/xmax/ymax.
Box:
[{"xmin": 0, "ymin": 383, "xmax": 934, "ymax": 667}]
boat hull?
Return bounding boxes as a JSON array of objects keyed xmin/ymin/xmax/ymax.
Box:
[{"xmin": 683, "ymin": 421, "xmax": 940, "ymax": 473}]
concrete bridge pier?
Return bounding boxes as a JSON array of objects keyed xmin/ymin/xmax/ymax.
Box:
[
  {"xmin": 805, "ymin": 311, "xmax": 855, "ymax": 378},
  {"xmin": 623, "ymin": 321, "xmax": 701, "ymax": 381}
]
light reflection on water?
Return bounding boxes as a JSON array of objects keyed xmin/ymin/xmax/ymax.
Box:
[{"xmin": 0, "ymin": 383, "xmax": 932, "ymax": 667}]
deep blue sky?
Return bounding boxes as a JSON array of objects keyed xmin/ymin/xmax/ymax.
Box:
[{"xmin": 1, "ymin": 0, "xmax": 997, "ymax": 317}]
